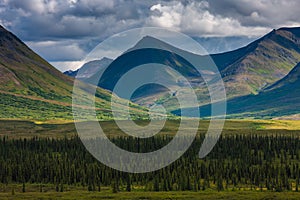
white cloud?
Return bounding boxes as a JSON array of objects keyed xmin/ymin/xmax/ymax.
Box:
[
  {"xmin": 51, "ymin": 61, "xmax": 85, "ymax": 72},
  {"xmin": 147, "ymin": 1, "xmax": 270, "ymax": 37},
  {"xmin": 149, "ymin": 3, "xmax": 182, "ymax": 29},
  {"xmin": 26, "ymin": 40, "xmax": 86, "ymax": 61}
]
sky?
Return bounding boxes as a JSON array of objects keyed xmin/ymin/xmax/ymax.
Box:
[{"xmin": 1, "ymin": 0, "xmax": 300, "ymax": 71}]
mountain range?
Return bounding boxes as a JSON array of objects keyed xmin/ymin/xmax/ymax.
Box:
[
  {"xmin": 65, "ymin": 27, "xmax": 300, "ymax": 118},
  {"xmin": 1, "ymin": 23, "xmax": 300, "ymax": 120}
]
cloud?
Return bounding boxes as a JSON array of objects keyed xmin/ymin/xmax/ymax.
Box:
[
  {"xmin": 50, "ymin": 61, "xmax": 85, "ymax": 72},
  {"xmin": 147, "ymin": 1, "xmax": 270, "ymax": 37},
  {"xmin": 149, "ymin": 3, "xmax": 182, "ymax": 29},
  {"xmin": 2, "ymin": 0, "xmax": 300, "ymax": 41},
  {"xmin": 1, "ymin": 0, "xmax": 300, "ymax": 68},
  {"xmin": 0, "ymin": 0, "xmax": 146, "ymax": 41},
  {"xmin": 208, "ymin": 0, "xmax": 300, "ymax": 28},
  {"xmin": 0, "ymin": 0, "xmax": 148, "ymax": 63},
  {"xmin": 26, "ymin": 40, "xmax": 86, "ymax": 61}
]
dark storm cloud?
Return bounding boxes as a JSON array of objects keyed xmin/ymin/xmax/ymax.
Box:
[
  {"xmin": 208, "ymin": 0, "xmax": 300, "ymax": 28},
  {"xmin": 0, "ymin": 0, "xmax": 153, "ymax": 41},
  {"xmin": 0, "ymin": 0, "xmax": 300, "ymax": 70},
  {"xmin": 1, "ymin": 0, "xmax": 300, "ymax": 41}
]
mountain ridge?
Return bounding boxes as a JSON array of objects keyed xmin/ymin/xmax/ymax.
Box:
[
  {"xmin": 68, "ymin": 28, "xmax": 300, "ymax": 112},
  {"xmin": 175, "ymin": 60, "xmax": 300, "ymax": 118},
  {"xmin": 22, "ymin": 24, "xmax": 300, "ymax": 119},
  {"xmin": 0, "ymin": 25, "xmax": 149, "ymax": 120}
]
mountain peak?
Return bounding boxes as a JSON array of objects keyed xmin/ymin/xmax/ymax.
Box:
[
  {"xmin": 277, "ymin": 26, "xmax": 300, "ymax": 32},
  {"xmin": 127, "ymin": 35, "xmax": 195, "ymax": 57},
  {"xmin": 266, "ymin": 27, "xmax": 300, "ymax": 40},
  {"xmin": 0, "ymin": 24, "xmax": 8, "ymax": 32},
  {"xmin": 133, "ymin": 35, "xmax": 167, "ymax": 49},
  {"xmin": 101, "ymin": 57, "xmax": 113, "ymax": 62},
  {"xmin": 123, "ymin": 35, "xmax": 177, "ymax": 55},
  {"xmin": 140, "ymin": 35, "xmax": 158, "ymax": 41}
]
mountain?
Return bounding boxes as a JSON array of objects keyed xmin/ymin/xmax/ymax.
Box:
[
  {"xmin": 0, "ymin": 25, "xmax": 73, "ymax": 101},
  {"xmin": 84, "ymin": 36, "xmax": 206, "ymax": 109},
  {"xmin": 175, "ymin": 62, "xmax": 300, "ymax": 118},
  {"xmin": 63, "ymin": 69, "xmax": 78, "ymax": 77},
  {"xmin": 6, "ymin": 22, "xmax": 300, "ymax": 120},
  {"xmin": 63, "ymin": 57, "xmax": 113, "ymax": 80},
  {"xmin": 212, "ymin": 27, "xmax": 300, "ymax": 98},
  {"xmin": 0, "ymin": 25, "xmax": 149, "ymax": 121},
  {"xmin": 192, "ymin": 36, "xmax": 256, "ymax": 54},
  {"xmin": 264, "ymin": 61, "xmax": 300, "ymax": 91},
  {"xmin": 68, "ymin": 28, "xmax": 300, "ymax": 111}
]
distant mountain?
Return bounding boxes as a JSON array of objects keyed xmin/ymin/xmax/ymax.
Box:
[
  {"xmin": 83, "ymin": 36, "xmax": 207, "ymax": 109},
  {"xmin": 63, "ymin": 69, "xmax": 77, "ymax": 77},
  {"xmin": 0, "ymin": 25, "xmax": 148, "ymax": 120},
  {"xmin": 69, "ymin": 28, "xmax": 300, "ymax": 109},
  {"xmin": 63, "ymin": 57, "xmax": 113, "ymax": 80},
  {"xmin": 62, "ymin": 27, "xmax": 300, "ymax": 118},
  {"xmin": 193, "ymin": 36, "xmax": 256, "ymax": 54}
]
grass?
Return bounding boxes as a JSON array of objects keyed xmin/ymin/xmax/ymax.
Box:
[
  {"xmin": 1, "ymin": 183, "xmax": 300, "ymax": 200},
  {"xmin": 1, "ymin": 185, "xmax": 300, "ymax": 200},
  {"xmin": 253, "ymin": 120, "xmax": 300, "ymax": 130},
  {"xmin": 1, "ymin": 119, "xmax": 300, "ymax": 139},
  {"xmin": 0, "ymin": 92, "xmax": 153, "ymax": 121}
]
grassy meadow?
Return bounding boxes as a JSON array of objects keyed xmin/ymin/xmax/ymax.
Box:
[{"xmin": 2, "ymin": 119, "xmax": 300, "ymax": 139}]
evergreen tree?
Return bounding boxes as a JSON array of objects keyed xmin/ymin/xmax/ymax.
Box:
[
  {"xmin": 154, "ymin": 177, "xmax": 160, "ymax": 192},
  {"xmin": 22, "ymin": 182, "xmax": 25, "ymax": 193},
  {"xmin": 217, "ymin": 176, "xmax": 224, "ymax": 192},
  {"xmin": 126, "ymin": 175, "xmax": 131, "ymax": 192}
]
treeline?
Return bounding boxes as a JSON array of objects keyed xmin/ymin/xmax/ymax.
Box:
[{"xmin": 0, "ymin": 134, "xmax": 300, "ymax": 192}]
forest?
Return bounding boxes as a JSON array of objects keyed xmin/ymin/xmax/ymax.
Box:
[{"xmin": 1, "ymin": 133, "xmax": 300, "ymax": 194}]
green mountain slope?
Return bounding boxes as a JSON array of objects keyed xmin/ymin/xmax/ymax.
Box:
[
  {"xmin": 0, "ymin": 25, "xmax": 149, "ymax": 121},
  {"xmin": 265, "ymin": 61, "xmax": 300, "ymax": 91},
  {"xmin": 228, "ymin": 61, "xmax": 300, "ymax": 118},
  {"xmin": 184, "ymin": 62, "xmax": 300, "ymax": 118},
  {"xmin": 216, "ymin": 27, "xmax": 300, "ymax": 97},
  {"xmin": 0, "ymin": 25, "xmax": 73, "ymax": 101}
]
